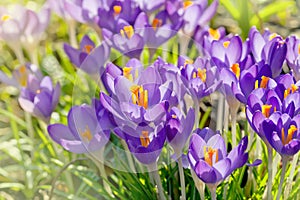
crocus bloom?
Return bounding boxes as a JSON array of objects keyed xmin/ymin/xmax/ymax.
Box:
[
  {"xmin": 166, "ymin": 107, "xmax": 195, "ymax": 156},
  {"xmin": 100, "ymin": 65, "xmax": 171, "ymax": 127},
  {"xmin": 178, "ymin": 56, "xmax": 221, "ymax": 100},
  {"xmin": 181, "ymin": 0, "xmax": 219, "ymax": 36},
  {"xmin": 285, "ymin": 35, "xmax": 300, "ymax": 81},
  {"xmin": 114, "ymin": 123, "xmax": 166, "ymax": 165},
  {"xmin": 18, "ymin": 76, "xmax": 60, "ymax": 122},
  {"xmin": 48, "ymin": 101, "xmax": 111, "ymax": 153},
  {"xmin": 188, "ymin": 128, "xmax": 248, "ymax": 184},
  {"xmin": 262, "ymin": 113, "xmax": 300, "ymax": 156},
  {"xmin": 64, "ymin": 35, "xmax": 110, "ymax": 74}
]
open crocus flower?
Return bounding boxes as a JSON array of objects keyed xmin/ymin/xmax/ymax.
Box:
[
  {"xmin": 166, "ymin": 107, "xmax": 195, "ymax": 156},
  {"xmin": 262, "ymin": 113, "xmax": 300, "ymax": 156},
  {"xmin": 178, "ymin": 56, "xmax": 221, "ymax": 100},
  {"xmin": 64, "ymin": 35, "xmax": 110, "ymax": 74},
  {"xmin": 18, "ymin": 76, "xmax": 60, "ymax": 122},
  {"xmin": 286, "ymin": 35, "xmax": 300, "ymax": 81},
  {"xmin": 48, "ymin": 101, "xmax": 111, "ymax": 153},
  {"xmin": 100, "ymin": 65, "xmax": 171, "ymax": 127},
  {"xmin": 188, "ymin": 128, "xmax": 248, "ymax": 184},
  {"xmin": 115, "ymin": 123, "xmax": 166, "ymax": 165}
]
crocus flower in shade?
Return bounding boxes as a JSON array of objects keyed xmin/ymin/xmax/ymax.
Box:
[
  {"xmin": 115, "ymin": 123, "xmax": 166, "ymax": 165},
  {"xmin": 178, "ymin": 56, "xmax": 221, "ymax": 100},
  {"xmin": 18, "ymin": 76, "xmax": 60, "ymax": 122},
  {"xmin": 285, "ymin": 35, "xmax": 300, "ymax": 81},
  {"xmin": 166, "ymin": 107, "xmax": 195, "ymax": 156},
  {"xmin": 48, "ymin": 101, "xmax": 111, "ymax": 153},
  {"xmin": 262, "ymin": 113, "xmax": 300, "ymax": 156},
  {"xmin": 188, "ymin": 128, "xmax": 248, "ymax": 184},
  {"xmin": 248, "ymin": 26, "xmax": 287, "ymax": 78},
  {"xmin": 181, "ymin": 0, "xmax": 219, "ymax": 36},
  {"xmin": 135, "ymin": 0, "xmax": 165, "ymax": 12},
  {"xmin": 64, "ymin": 35, "xmax": 110, "ymax": 74}
]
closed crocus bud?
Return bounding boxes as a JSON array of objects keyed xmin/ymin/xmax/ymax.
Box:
[{"xmin": 18, "ymin": 76, "xmax": 60, "ymax": 122}]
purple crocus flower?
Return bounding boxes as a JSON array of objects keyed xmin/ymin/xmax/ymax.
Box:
[
  {"xmin": 166, "ymin": 107, "xmax": 195, "ymax": 156},
  {"xmin": 135, "ymin": 0, "xmax": 165, "ymax": 12},
  {"xmin": 100, "ymin": 65, "xmax": 171, "ymax": 127},
  {"xmin": 248, "ymin": 27, "xmax": 286, "ymax": 78},
  {"xmin": 18, "ymin": 76, "xmax": 60, "ymax": 122},
  {"xmin": 262, "ymin": 113, "xmax": 300, "ymax": 156},
  {"xmin": 115, "ymin": 123, "xmax": 166, "ymax": 165},
  {"xmin": 178, "ymin": 56, "xmax": 221, "ymax": 100},
  {"xmin": 64, "ymin": 35, "xmax": 110, "ymax": 74},
  {"xmin": 134, "ymin": 10, "xmax": 181, "ymax": 48},
  {"xmin": 48, "ymin": 100, "xmax": 111, "ymax": 153},
  {"xmin": 285, "ymin": 35, "xmax": 300, "ymax": 81},
  {"xmin": 181, "ymin": 0, "xmax": 219, "ymax": 36},
  {"xmin": 188, "ymin": 128, "xmax": 248, "ymax": 184}
]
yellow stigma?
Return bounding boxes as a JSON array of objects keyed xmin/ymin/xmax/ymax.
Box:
[
  {"xmin": 284, "ymin": 84, "xmax": 298, "ymax": 99},
  {"xmin": 269, "ymin": 33, "xmax": 278, "ymax": 41},
  {"xmin": 120, "ymin": 25, "xmax": 134, "ymax": 39},
  {"xmin": 184, "ymin": 59, "xmax": 194, "ymax": 67},
  {"xmin": 113, "ymin": 5, "xmax": 122, "ymax": 15},
  {"xmin": 123, "ymin": 67, "xmax": 133, "ymax": 81},
  {"xmin": 1, "ymin": 14, "xmax": 10, "ymax": 21},
  {"xmin": 81, "ymin": 126, "xmax": 92, "ymax": 141},
  {"xmin": 130, "ymin": 85, "xmax": 148, "ymax": 109},
  {"xmin": 152, "ymin": 18, "xmax": 162, "ymax": 31},
  {"xmin": 281, "ymin": 125, "xmax": 298, "ymax": 145},
  {"xmin": 183, "ymin": 1, "xmax": 193, "ymax": 9},
  {"xmin": 208, "ymin": 28, "xmax": 220, "ymax": 40},
  {"xmin": 83, "ymin": 45, "xmax": 93, "ymax": 54},
  {"xmin": 231, "ymin": 63, "xmax": 240, "ymax": 79},
  {"xmin": 223, "ymin": 41, "xmax": 230, "ymax": 48},
  {"xmin": 140, "ymin": 131, "xmax": 150, "ymax": 147},
  {"xmin": 172, "ymin": 114, "xmax": 177, "ymax": 119},
  {"xmin": 262, "ymin": 104, "xmax": 272, "ymax": 118},
  {"xmin": 204, "ymin": 147, "xmax": 218, "ymax": 167}
]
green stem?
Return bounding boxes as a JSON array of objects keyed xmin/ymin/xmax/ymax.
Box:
[
  {"xmin": 148, "ymin": 163, "xmax": 166, "ymax": 200},
  {"xmin": 208, "ymin": 184, "xmax": 217, "ymax": 200},
  {"xmin": 178, "ymin": 157, "xmax": 186, "ymax": 200},
  {"xmin": 231, "ymin": 110, "xmax": 237, "ymax": 147},
  {"xmin": 24, "ymin": 112, "xmax": 34, "ymax": 158},
  {"xmin": 121, "ymin": 140, "xmax": 136, "ymax": 172},
  {"xmin": 216, "ymin": 93, "xmax": 224, "ymax": 131},
  {"xmin": 284, "ymin": 153, "xmax": 299, "ymax": 197},
  {"xmin": 267, "ymin": 146, "xmax": 273, "ymax": 200},
  {"xmin": 191, "ymin": 170, "xmax": 205, "ymax": 200},
  {"xmin": 68, "ymin": 19, "xmax": 78, "ymax": 48},
  {"xmin": 276, "ymin": 157, "xmax": 288, "ymax": 200}
]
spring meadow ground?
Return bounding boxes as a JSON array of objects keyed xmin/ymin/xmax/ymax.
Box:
[{"xmin": 0, "ymin": 0, "xmax": 300, "ymax": 200}]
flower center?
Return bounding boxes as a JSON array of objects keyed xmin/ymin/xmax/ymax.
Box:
[
  {"xmin": 152, "ymin": 18, "xmax": 162, "ymax": 31},
  {"xmin": 192, "ymin": 68, "xmax": 207, "ymax": 82},
  {"xmin": 284, "ymin": 84, "xmax": 298, "ymax": 99},
  {"xmin": 130, "ymin": 85, "xmax": 148, "ymax": 109},
  {"xmin": 231, "ymin": 63, "xmax": 240, "ymax": 79},
  {"xmin": 281, "ymin": 125, "xmax": 298, "ymax": 145},
  {"xmin": 81, "ymin": 126, "xmax": 92, "ymax": 141},
  {"xmin": 1, "ymin": 14, "xmax": 11, "ymax": 21},
  {"xmin": 204, "ymin": 147, "xmax": 218, "ymax": 166},
  {"xmin": 223, "ymin": 41, "xmax": 230, "ymax": 48},
  {"xmin": 208, "ymin": 28, "xmax": 220, "ymax": 40},
  {"xmin": 255, "ymin": 76, "xmax": 270, "ymax": 89},
  {"xmin": 183, "ymin": 1, "xmax": 193, "ymax": 9},
  {"xmin": 140, "ymin": 131, "xmax": 150, "ymax": 147},
  {"xmin": 83, "ymin": 45, "xmax": 93, "ymax": 54},
  {"xmin": 113, "ymin": 5, "xmax": 122, "ymax": 16},
  {"xmin": 120, "ymin": 25, "xmax": 134, "ymax": 39}
]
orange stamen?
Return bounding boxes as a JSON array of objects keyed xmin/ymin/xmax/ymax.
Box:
[
  {"xmin": 183, "ymin": 1, "xmax": 193, "ymax": 9},
  {"xmin": 83, "ymin": 45, "xmax": 93, "ymax": 54},
  {"xmin": 113, "ymin": 5, "xmax": 122, "ymax": 15},
  {"xmin": 260, "ymin": 76, "xmax": 270, "ymax": 88},
  {"xmin": 130, "ymin": 85, "xmax": 148, "ymax": 109},
  {"xmin": 120, "ymin": 25, "xmax": 134, "ymax": 39},
  {"xmin": 262, "ymin": 104, "xmax": 272, "ymax": 118},
  {"xmin": 231, "ymin": 63, "xmax": 240, "ymax": 79},
  {"xmin": 281, "ymin": 125, "xmax": 298, "ymax": 145},
  {"xmin": 152, "ymin": 18, "xmax": 162, "ymax": 31},
  {"xmin": 81, "ymin": 126, "xmax": 92, "ymax": 141},
  {"xmin": 204, "ymin": 147, "xmax": 218, "ymax": 166},
  {"xmin": 197, "ymin": 68, "xmax": 207, "ymax": 82},
  {"xmin": 140, "ymin": 131, "xmax": 150, "ymax": 147}
]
